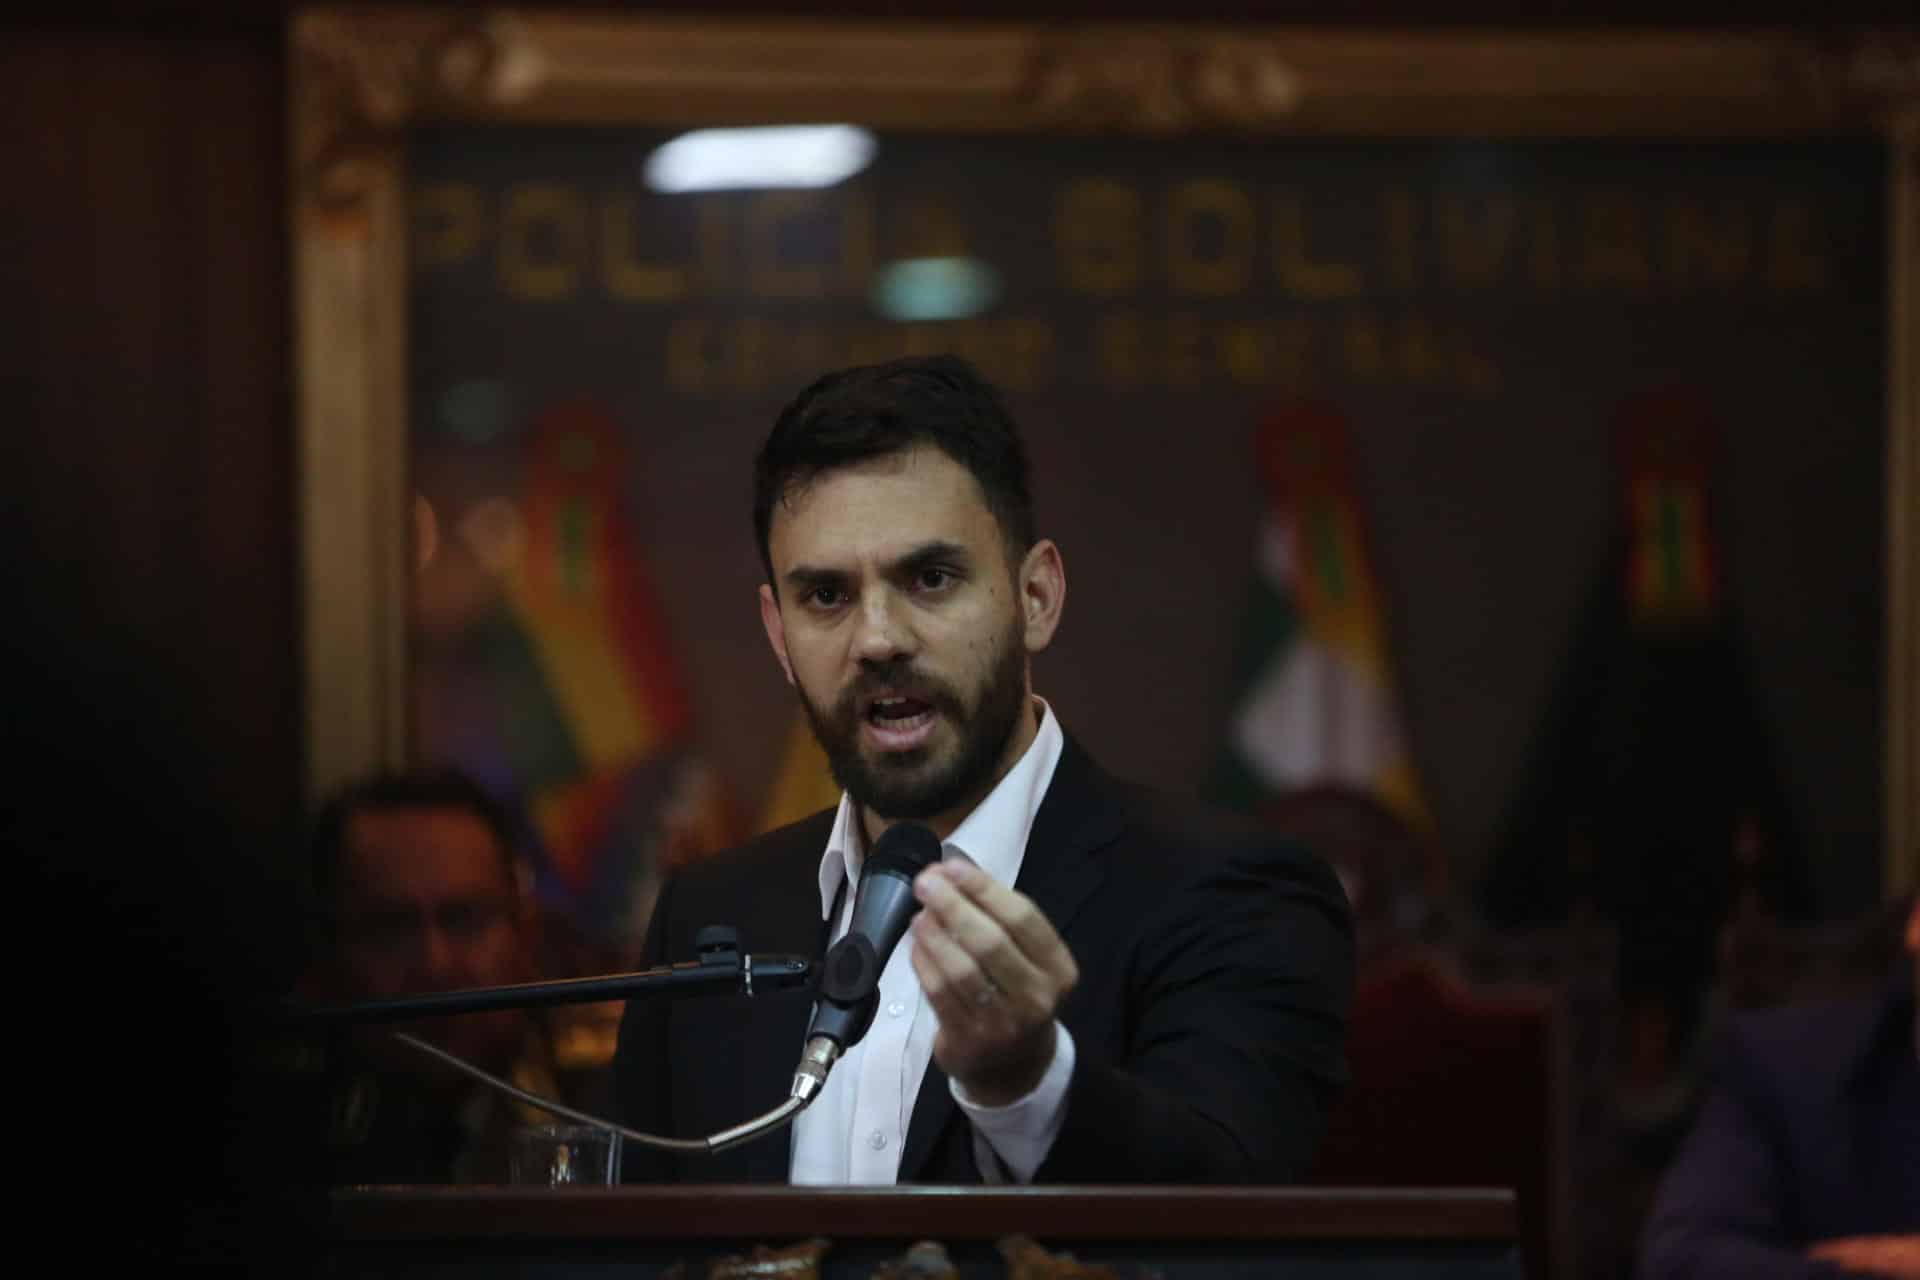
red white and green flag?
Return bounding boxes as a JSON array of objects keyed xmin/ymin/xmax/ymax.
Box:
[
  {"xmin": 1214, "ymin": 402, "xmax": 1430, "ymax": 836},
  {"xmin": 423, "ymin": 400, "xmax": 733, "ymax": 958}
]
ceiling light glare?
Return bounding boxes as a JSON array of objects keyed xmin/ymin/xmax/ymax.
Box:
[{"xmin": 644, "ymin": 125, "xmax": 877, "ymax": 194}]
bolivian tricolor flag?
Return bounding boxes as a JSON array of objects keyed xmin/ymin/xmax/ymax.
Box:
[
  {"xmin": 1213, "ymin": 402, "xmax": 1431, "ymax": 840},
  {"xmin": 755, "ymin": 712, "xmax": 842, "ymax": 835},
  {"xmin": 465, "ymin": 401, "xmax": 730, "ymax": 948},
  {"xmin": 1618, "ymin": 388, "xmax": 1719, "ymax": 626}
]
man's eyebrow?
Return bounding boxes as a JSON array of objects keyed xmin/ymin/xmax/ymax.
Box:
[
  {"xmin": 892, "ymin": 541, "xmax": 970, "ymax": 576},
  {"xmin": 782, "ymin": 542, "xmax": 972, "ymax": 593},
  {"xmin": 781, "ymin": 564, "xmax": 847, "ymax": 594}
]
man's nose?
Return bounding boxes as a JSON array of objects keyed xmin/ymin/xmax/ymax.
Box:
[
  {"xmin": 850, "ymin": 588, "xmax": 913, "ymax": 665},
  {"xmin": 413, "ymin": 924, "xmax": 469, "ymax": 988}
]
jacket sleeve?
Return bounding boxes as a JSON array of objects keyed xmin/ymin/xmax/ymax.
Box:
[
  {"xmin": 1637, "ymin": 1025, "xmax": 1847, "ymax": 1279},
  {"xmin": 1036, "ymin": 837, "xmax": 1354, "ymax": 1183}
]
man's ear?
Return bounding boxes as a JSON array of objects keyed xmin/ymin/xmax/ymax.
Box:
[
  {"xmin": 1016, "ymin": 538, "xmax": 1066, "ymax": 654},
  {"xmin": 759, "ymin": 583, "xmax": 795, "ymax": 686}
]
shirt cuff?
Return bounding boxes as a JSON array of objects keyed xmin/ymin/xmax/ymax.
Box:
[{"xmin": 949, "ymin": 1021, "xmax": 1075, "ymax": 1184}]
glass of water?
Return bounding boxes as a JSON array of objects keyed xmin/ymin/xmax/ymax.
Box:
[{"xmin": 508, "ymin": 1124, "xmax": 617, "ymax": 1187}]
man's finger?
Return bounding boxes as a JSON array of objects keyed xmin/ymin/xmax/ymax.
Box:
[
  {"xmin": 909, "ymin": 912, "xmax": 1002, "ymax": 1022},
  {"xmin": 929, "ymin": 861, "xmax": 1079, "ymax": 991},
  {"xmin": 914, "ymin": 891, "xmax": 1051, "ymax": 1021}
]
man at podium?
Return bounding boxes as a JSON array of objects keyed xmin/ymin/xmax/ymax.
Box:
[{"xmin": 613, "ymin": 355, "xmax": 1354, "ymax": 1186}]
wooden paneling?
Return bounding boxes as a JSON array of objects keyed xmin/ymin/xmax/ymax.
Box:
[{"xmin": 0, "ymin": 30, "xmax": 297, "ymax": 864}]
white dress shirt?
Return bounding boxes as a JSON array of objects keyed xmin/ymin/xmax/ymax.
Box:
[{"xmin": 788, "ymin": 699, "xmax": 1078, "ymax": 1185}]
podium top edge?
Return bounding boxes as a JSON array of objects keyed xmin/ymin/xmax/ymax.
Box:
[{"xmin": 330, "ymin": 1185, "xmax": 1519, "ymax": 1243}]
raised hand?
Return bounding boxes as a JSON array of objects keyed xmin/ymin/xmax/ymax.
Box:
[{"xmin": 909, "ymin": 858, "xmax": 1079, "ymax": 1106}]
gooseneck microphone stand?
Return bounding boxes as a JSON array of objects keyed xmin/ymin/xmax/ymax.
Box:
[{"xmin": 282, "ymin": 926, "xmax": 823, "ymax": 1157}]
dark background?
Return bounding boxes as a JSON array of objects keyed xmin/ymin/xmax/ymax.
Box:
[{"xmin": 2, "ymin": 1, "xmax": 1911, "ymax": 1266}]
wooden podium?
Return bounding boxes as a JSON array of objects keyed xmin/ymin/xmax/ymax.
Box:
[{"xmin": 323, "ymin": 1186, "xmax": 1522, "ymax": 1277}]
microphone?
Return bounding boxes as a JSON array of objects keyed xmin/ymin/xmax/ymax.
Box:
[{"xmin": 791, "ymin": 822, "xmax": 943, "ymax": 1104}]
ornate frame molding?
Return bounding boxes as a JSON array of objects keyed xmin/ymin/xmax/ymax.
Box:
[{"xmin": 291, "ymin": 9, "xmax": 1920, "ymax": 893}]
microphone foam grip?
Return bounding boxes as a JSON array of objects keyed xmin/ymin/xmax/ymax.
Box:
[{"xmin": 867, "ymin": 822, "xmax": 943, "ymax": 880}]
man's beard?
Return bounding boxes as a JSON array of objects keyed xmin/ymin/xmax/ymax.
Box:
[{"xmin": 797, "ymin": 621, "xmax": 1030, "ymax": 822}]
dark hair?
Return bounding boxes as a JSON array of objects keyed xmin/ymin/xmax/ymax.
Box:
[
  {"xmin": 752, "ymin": 354, "xmax": 1037, "ymax": 588},
  {"xmin": 307, "ymin": 766, "xmax": 522, "ymax": 908}
]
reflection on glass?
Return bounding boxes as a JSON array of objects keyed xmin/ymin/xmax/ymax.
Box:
[{"xmin": 871, "ymin": 257, "xmax": 1001, "ymax": 322}]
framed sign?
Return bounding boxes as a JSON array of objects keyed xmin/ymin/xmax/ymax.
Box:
[{"xmin": 291, "ymin": 11, "xmax": 1919, "ymax": 934}]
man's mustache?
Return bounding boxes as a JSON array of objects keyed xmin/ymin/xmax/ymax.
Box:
[{"xmin": 828, "ymin": 662, "xmax": 965, "ymax": 724}]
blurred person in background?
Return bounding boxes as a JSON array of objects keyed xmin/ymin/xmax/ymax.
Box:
[
  {"xmin": 1638, "ymin": 892, "xmax": 1918, "ymax": 1278},
  {"xmin": 301, "ymin": 768, "xmax": 610, "ymax": 1184}
]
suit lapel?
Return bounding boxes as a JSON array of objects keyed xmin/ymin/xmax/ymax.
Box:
[
  {"xmin": 896, "ymin": 736, "xmax": 1123, "ymax": 1181},
  {"xmin": 1009, "ymin": 737, "xmax": 1123, "ymax": 940}
]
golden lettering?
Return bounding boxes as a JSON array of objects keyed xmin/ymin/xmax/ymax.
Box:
[
  {"xmin": 412, "ymin": 183, "xmax": 485, "ymax": 269},
  {"xmin": 1396, "ymin": 310, "xmax": 1451, "ymax": 383},
  {"xmin": 731, "ymin": 315, "xmax": 772, "ymax": 392},
  {"xmin": 1164, "ymin": 312, "xmax": 1208, "ymax": 384},
  {"xmin": 1458, "ymin": 334, "xmax": 1502, "ymax": 397},
  {"xmin": 1166, "ymin": 180, "xmax": 1254, "ymax": 297},
  {"xmin": 1273, "ymin": 314, "xmax": 1312, "ymax": 389},
  {"xmin": 1382, "ymin": 187, "xmax": 1419, "ymax": 290},
  {"xmin": 1440, "ymin": 193, "xmax": 1514, "ymax": 287},
  {"xmin": 900, "ymin": 197, "xmax": 972, "ymax": 260},
  {"xmin": 1094, "ymin": 309, "xmax": 1147, "ymax": 386},
  {"xmin": 664, "ymin": 316, "xmax": 717, "ymax": 395},
  {"xmin": 1003, "ymin": 317, "xmax": 1055, "ymax": 392},
  {"xmin": 696, "ymin": 197, "xmax": 730, "ymax": 293},
  {"xmin": 1056, "ymin": 180, "xmax": 1143, "ymax": 297},
  {"xmin": 746, "ymin": 192, "xmax": 830, "ymax": 299},
  {"xmin": 1219, "ymin": 318, "xmax": 1310, "ymax": 388},
  {"xmin": 1272, "ymin": 191, "xmax": 1363, "ymax": 300},
  {"xmin": 1577, "ymin": 190, "xmax": 1651, "ymax": 292},
  {"xmin": 499, "ymin": 184, "xmax": 587, "ymax": 302},
  {"xmin": 780, "ymin": 326, "xmax": 833, "ymax": 385},
  {"xmin": 1665, "ymin": 198, "xmax": 1751, "ymax": 291},
  {"xmin": 601, "ymin": 196, "xmax": 689, "ymax": 302},
  {"xmin": 1341, "ymin": 310, "xmax": 1389, "ymax": 379},
  {"xmin": 900, "ymin": 325, "xmax": 941, "ymax": 358},
  {"xmin": 845, "ymin": 326, "xmax": 897, "ymax": 367},
  {"xmin": 1220, "ymin": 323, "xmax": 1270, "ymax": 384},
  {"xmin": 840, "ymin": 188, "xmax": 876, "ymax": 297}
]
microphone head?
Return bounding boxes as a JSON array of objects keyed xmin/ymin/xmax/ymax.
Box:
[
  {"xmin": 865, "ymin": 822, "xmax": 942, "ymax": 882},
  {"xmin": 807, "ymin": 823, "xmax": 943, "ymax": 1050},
  {"xmin": 818, "ymin": 933, "xmax": 880, "ymax": 1007}
]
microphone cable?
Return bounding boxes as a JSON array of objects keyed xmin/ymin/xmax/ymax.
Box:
[{"xmin": 389, "ymin": 1030, "xmax": 809, "ymax": 1156}]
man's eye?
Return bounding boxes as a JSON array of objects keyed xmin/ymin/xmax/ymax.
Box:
[
  {"xmin": 439, "ymin": 903, "xmax": 479, "ymax": 935},
  {"xmin": 915, "ymin": 568, "xmax": 953, "ymax": 591},
  {"xmin": 348, "ymin": 910, "xmax": 418, "ymax": 949},
  {"xmin": 805, "ymin": 586, "xmax": 845, "ymax": 608}
]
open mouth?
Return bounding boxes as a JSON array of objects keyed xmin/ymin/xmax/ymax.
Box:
[{"xmin": 863, "ymin": 694, "xmax": 938, "ymax": 750}]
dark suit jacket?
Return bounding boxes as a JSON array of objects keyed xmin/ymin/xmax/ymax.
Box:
[
  {"xmin": 612, "ymin": 735, "xmax": 1353, "ymax": 1184},
  {"xmin": 1638, "ymin": 970, "xmax": 1919, "ymax": 1278}
]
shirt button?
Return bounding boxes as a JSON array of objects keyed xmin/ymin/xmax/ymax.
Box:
[
  {"xmin": 867, "ymin": 1130, "xmax": 887, "ymax": 1151},
  {"xmin": 887, "ymin": 1001, "xmax": 906, "ymax": 1018}
]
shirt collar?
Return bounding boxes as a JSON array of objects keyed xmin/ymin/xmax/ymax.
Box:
[{"xmin": 815, "ymin": 698, "xmax": 1065, "ymax": 920}]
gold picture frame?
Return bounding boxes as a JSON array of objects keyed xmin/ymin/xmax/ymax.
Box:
[{"xmin": 289, "ymin": 8, "xmax": 1920, "ymax": 892}]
